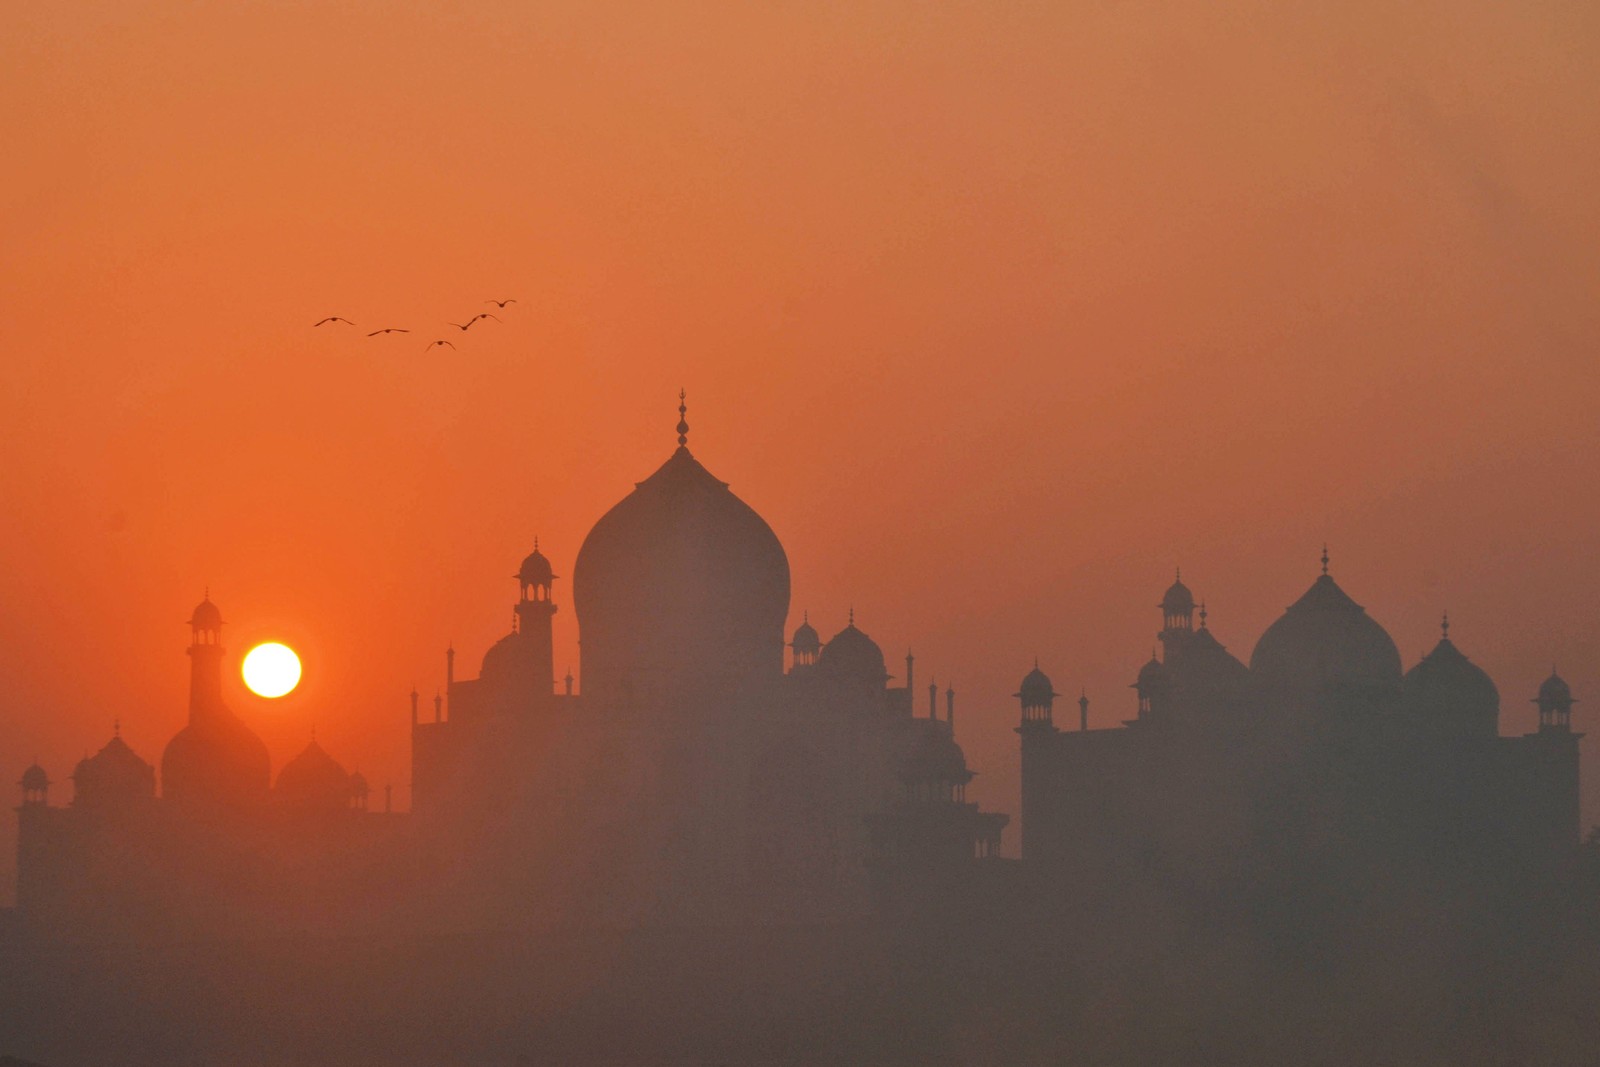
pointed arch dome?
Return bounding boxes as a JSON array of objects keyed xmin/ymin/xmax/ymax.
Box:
[
  {"xmin": 791, "ymin": 616, "xmax": 820, "ymax": 654},
  {"xmin": 275, "ymin": 739, "xmax": 351, "ymax": 812},
  {"xmin": 188, "ymin": 596, "xmax": 223, "ymax": 631},
  {"xmin": 818, "ymin": 620, "xmax": 888, "ymax": 685},
  {"xmin": 1161, "ymin": 576, "xmax": 1196, "ymax": 616},
  {"xmin": 21, "ymin": 763, "xmax": 49, "ymax": 793},
  {"xmin": 573, "ymin": 445, "xmax": 790, "ymax": 695},
  {"xmin": 1537, "ymin": 671, "xmax": 1573, "ymax": 707},
  {"xmin": 1249, "ymin": 572, "xmax": 1402, "ymax": 707},
  {"xmin": 517, "ymin": 543, "xmax": 555, "ymax": 588},
  {"xmin": 1403, "ymin": 633, "xmax": 1498, "ymax": 737},
  {"xmin": 72, "ymin": 731, "xmax": 156, "ymax": 808},
  {"xmin": 1016, "ymin": 665, "xmax": 1057, "ymax": 708},
  {"xmin": 162, "ymin": 713, "xmax": 270, "ymax": 810}
]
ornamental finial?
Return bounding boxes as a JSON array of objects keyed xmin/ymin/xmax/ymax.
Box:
[
  {"xmin": 1321, "ymin": 544, "xmax": 1330, "ymax": 575},
  {"xmin": 676, "ymin": 389, "xmax": 689, "ymax": 447}
]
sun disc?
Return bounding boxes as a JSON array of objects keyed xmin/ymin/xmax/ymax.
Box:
[{"xmin": 242, "ymin": 642, "xmax": 302, "ymax": 698}]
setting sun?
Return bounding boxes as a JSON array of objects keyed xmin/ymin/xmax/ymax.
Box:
[{"xmin": 241, "ymin": 642, "xmax": 302, "ymax": 698}]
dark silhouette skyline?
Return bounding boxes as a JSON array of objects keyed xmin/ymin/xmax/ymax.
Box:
[{"xmin": 5, "ymin": 405, "xmax": 1597, "ymax": 1064}]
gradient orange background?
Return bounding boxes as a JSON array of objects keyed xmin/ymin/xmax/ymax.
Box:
[{"xmin": 4, "ymin": 2, "xmax": 1598, "ymax": 898}]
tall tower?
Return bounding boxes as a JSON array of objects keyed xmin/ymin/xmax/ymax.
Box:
[
  {"xmin": 160, "ymin": 593, "xmax": 271, "ymax": 811},
  {"xmin": 514, "ymin": 540, "xmax": 558, "ymax": 702},
  {"xmin": 1159, "ymin": 570, "xmax": 1196, "ymax": 662},
  {"xmin": 1535, "ymin": 670, "xmax": 1576, "ymax": 733}
]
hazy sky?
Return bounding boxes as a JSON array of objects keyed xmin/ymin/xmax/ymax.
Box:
[{"xmin": 3, "ymin": 1, "xmax": 1598, "ymax": 893}]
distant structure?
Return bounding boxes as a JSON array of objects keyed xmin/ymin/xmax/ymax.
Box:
[{"xmin": 1017, "ymin": 562, "xmax": 1583, "ymax": 919}]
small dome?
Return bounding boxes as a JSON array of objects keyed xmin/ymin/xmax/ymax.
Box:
[
  {"xmin": 1249, "ymin": 572, "xmax": 1402, "ymax": 706},
  {"xmin": 274, "ymin": 739, "xmax": 351, "ymax": 812},
  {"xmin": 21, "ymin": 763, "xmax": 49, "ymax": 792},
  {"xmin": 1135, "ymin": 655, "xmax": 1168, "ymax": 690},
  {"xmin": 1016, "ymin": 664, "xmax": 1058, "ymax": 707},
  {"xmin": 1161, "ymin": 575, "xmax": 1196, "ymax": 614},
  {"xmin": 1403, "ymin": 633, "xmax": 1499, "ymax": 737},
  {"xmin": 517, "ymin": 543, "xmax": 555, "ymax": 587},
  {"xmin": 791, "ymin": 615, "xmax": 821, "ymax": 654},
  {"xmin": 72, "ymin": 731, "xmax": 156, "ymax": 807},
  {"xmin": 1536, "ymin": 671, "xmax": 1575, "ymax": 708},
  {"xmin": 349, "ymin": 771, "xmax": 370, "ymax": 798},
  {"xmin": 899, "ymin": 723, "xmax": 971, "ymax": 788},
  {"xmin": 188, "ymin": 595, "xmax": 223, "ymax": 631},
  {"xmin": 818, "ymin": 619, "xmax": 888, "ymax": 684}
]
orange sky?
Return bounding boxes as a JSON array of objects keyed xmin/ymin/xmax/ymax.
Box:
[{"xmin": 4, "ymin": 2, "xmax": 1599, "ymax": 896}]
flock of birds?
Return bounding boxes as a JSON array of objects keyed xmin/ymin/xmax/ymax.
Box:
[{"xmin": 313, "ymin": 299, "xmax": 518, "ymax": 352}]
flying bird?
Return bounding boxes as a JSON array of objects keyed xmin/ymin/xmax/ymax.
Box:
[
  {"xmin": 446, "ymin": 321, "xmax": 473, "ymax": 331},
  {"xmin": 486, "ymin": 299, "xmax": 516, "ymax": 307},
  {"xmin": 312, "ymin": 316, "xmax": 356, "ymax": 327},
  {"xmin": 467, "ymin": 313, "xmax": 501, "ymax": 327},
  {"xmin": 367, "ymin": 328, "xmax": 410, "ymax": 336},
  {"xmin": 424, "ymin": 339, "xmax": 457, "ymax": 353}
]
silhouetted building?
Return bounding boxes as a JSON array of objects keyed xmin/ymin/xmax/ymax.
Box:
[
  {"xmin": 13, "ymin": 397, "xmax": 1008, "ymax": 936},
  {"xmin": 1018, "ymin": 557, "xmax": 1583, "ymax": 928}
]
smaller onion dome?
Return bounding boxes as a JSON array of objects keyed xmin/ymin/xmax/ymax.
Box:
[
  {"xmin": 818, "ymin": 614, "xmax": 888, "ymax": 685},
  {"xmin": 72, "ymin": 728, "xmax": 157, "ymax": 807},
  {"xmin": 899, "ymin": 724, "xmax": 972, "ymax": 791},
  {"xmin": 1402, "ymin": 619, "xmax": 1499, "ymax": 737},
  {"xmin": 1161, "ymin": 573, "xmax": 1196, "ymax": 615},
  {"xmin": 21, "ymin": 762, "xmax": 49, "ymax": 792},
  {"xmin": 1537, "ymin": 671, "xmax": 1574, "ymax": 708},
  {"xmin": 1015, "ymin": 663, "xmax": 1058, "ymax": 708},
  {"xmin": 349, "ymin": 770, "xmax": 369, "ymax": 797},
  {"xmin": 1135, "ymin": 655, "xmax": 1168, "ymax": 690},
  {"xmin": 188, "ymin": 595, "xmax": 223, "ymax": 631},
  {"xmin": 274, "ymin": 738, "xmax": 351, "ymax": 813},
  {"xmin": 791, "ymin": 614, "xmax": 821, "ymax": 655},
  {"xmin": 517, "ymin": 540, "xmax": 556, "ymax": 588}
]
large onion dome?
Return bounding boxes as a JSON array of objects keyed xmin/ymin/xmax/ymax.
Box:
[
  {"xmin": 573, "ymin": 441, "xmax": 790, "ymax": 698},
  {"xmin": 1402, "ymin": 618, "xmax": 1499, "ymax": 737},
  {"xmin": 274, "ymin": 738, "xmax": 351, "ymax": 813},
  {"xmin": 72, "ymin": 727, "xmax": 156, "ymax": 808},
  {"xmin": 162, "ymin": 713, "xmax": 271, "ymax": 810},
  {"xmin": 1249, "ymin": 566, "xmax": 1402, "ymax": 708},
  {"xmin": 818, "ymin": 616, "xmax": 888, "ymax": 687}
]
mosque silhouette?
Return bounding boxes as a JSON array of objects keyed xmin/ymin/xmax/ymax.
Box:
[{"xmin": 6, "ymin": 400, "xmax": 1592, "ymax": 1059}]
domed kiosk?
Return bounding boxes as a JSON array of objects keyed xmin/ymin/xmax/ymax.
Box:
[
  {"xmin": 1249, "ymin": 551, "xmax": 1402, "ymax": 711},
  {"xmin": 572, "ymin": 395, "xmax": 790, "ymax": 700}
]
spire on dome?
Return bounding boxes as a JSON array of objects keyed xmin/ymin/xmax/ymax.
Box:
[
  {"xmin": 1321, "ymin": 544, "xmax": 1330, "ymax": 575},
  {"xmin": 676, "ymin": 388, "xmax": 689, "ymax": 448},
  {"xmin": 1441, "ymin": 612, "xmax": 1450, "ymax": 640}
]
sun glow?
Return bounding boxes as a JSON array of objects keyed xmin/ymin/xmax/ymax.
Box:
[{"xmin": 242, "ymin": 642, "xmax": 302, "ymax": 698}]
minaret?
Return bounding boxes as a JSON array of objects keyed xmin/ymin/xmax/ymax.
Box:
[
  {"xmin": 186, "ymin": 591, "xmax": 226, "ymax": 723},
  {"xmin": 1078, "ymin": 691, "xmax": 1089, "ymax": 732},
  {"xmin": 515, "ymin": 538, "xmax": 559, "ymax": 703},
  {"xmin": 946, "ymin": 684, "xmax": 955, "ymax": 734},
  {"xmin": 1159, "ymin": 569, "xmax": 1196, "ymax": 662}
]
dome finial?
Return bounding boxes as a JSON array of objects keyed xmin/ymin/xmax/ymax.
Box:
[
  {"xmin": 1441, "ymin": 612, "xmax": 1450, "ymax": 640},
  {"xmin": 113, "ymin": 718, "xmax": 121, "ymax": 738},
  {"xmin": 676, "ymin": 388, "xmax": 689, "ymax": 447},
  {"xmin": 1321, "ymin": 544, "xmax": 1329, "ymax": 575},
  {"xmin": 848, "ymin": 606, "xmax": 855, "ymax": 627},
  {"xmin": 1199, "ymin": 600, "xmax": 1208, "ymax": 627}
]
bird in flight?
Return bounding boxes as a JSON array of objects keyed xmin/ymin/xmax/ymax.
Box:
[
  {"xmin": 446, "ymin": 321, "xmax": 473, "ymax": 331},
  {"xmin": 467, "ymin": 313, "xmax": 501, "ymax": 327},
  {"xmin": 486, "ymin": 299, "xmax": 516, "ymax": 308},
  {"xmin": 424, "ymin": 339, "xmax": 457, "ymax": 353},
  {"xmin": 313, "ymin": 316, "xmax": 356, "ymax": 327},
  {"xmin": 367, "ymin": 328, "xmax": 410, "ymax": 336}
]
